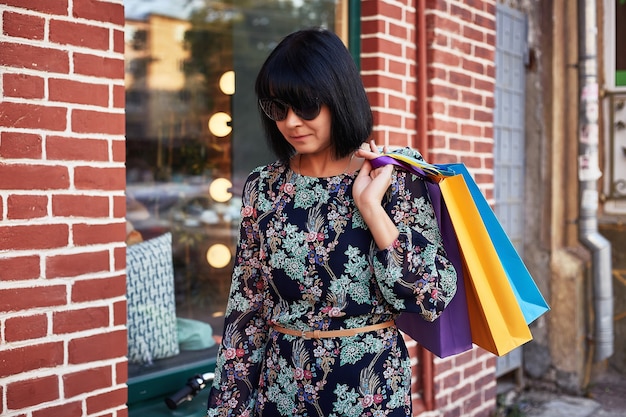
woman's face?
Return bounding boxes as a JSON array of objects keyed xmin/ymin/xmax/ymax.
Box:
[{"xmin": 276, "ymin": 104, "xmax": 332, "ymax": 157}]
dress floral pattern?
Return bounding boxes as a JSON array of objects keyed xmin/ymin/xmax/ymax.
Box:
[{"xmin": 207, "ymin": 148, "xmax": 457, "ymax": 417}]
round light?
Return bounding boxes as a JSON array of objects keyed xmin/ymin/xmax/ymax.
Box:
[
  {"xmin": 219, "ymin": 70, "xmax": 235, "ymax": 95},
  {"xmin": 208, "ymin": 112, "xmax": 232, "ymax": 137},
  {"xmin": 209, "ymin": 178, "xmax": 232, "ymax": 203},
  {"xmin": 206, "ymin": 244, "xmax": 231, "ymax": 268}
]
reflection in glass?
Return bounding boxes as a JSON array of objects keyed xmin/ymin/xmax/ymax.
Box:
[
  {"xmin": 208, "ymin": 112, "xmax": 233, "ymax": 137},
  {"xmin": 219, "ymin": 70, "xmax": 235, "ymax": 95},
  {"xmin": 209, "ymin": 178, "xmax": 233, "ymax": 202},
  {"xmin": 206, "ymin": 244, "xmax": 232, "ymax": 269},
  {"xmin": 124, "ymin": 0, "xmax": 346, "ymax": 375}
]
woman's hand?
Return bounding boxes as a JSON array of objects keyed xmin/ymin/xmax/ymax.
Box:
[
  {"xmin": 353, "ymin": 141, "xmax": 393, "ymax": 209},
  {"xmin": 353, "ymin": 141, "xmax": 399, "ymax": 249}
]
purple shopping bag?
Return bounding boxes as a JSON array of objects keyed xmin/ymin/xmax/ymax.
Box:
[{"xmin": 374, "ymin": 156, "xmax": 473, "ymax": 358}]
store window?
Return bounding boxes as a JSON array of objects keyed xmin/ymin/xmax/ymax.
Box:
[
  {"xmin": 605, "ymin": 1, "xmax": 626, "ymax": 203},
  {"xmin": 123, "ymin": 0, "xmax": 350, "ymax": 391},
  {"xmin": 617, "ymin": 0, "xmax": 626, "ymax": 86}
]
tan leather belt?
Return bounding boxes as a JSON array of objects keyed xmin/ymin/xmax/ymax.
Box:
[{"xmin": 272, "ymin": 320, "xmax": 395, "ymax": 339}]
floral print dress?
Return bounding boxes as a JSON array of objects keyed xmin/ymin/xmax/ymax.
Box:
[{"xmin": 207, "ymin": 149, "xmax": 457, "ymax": 417}]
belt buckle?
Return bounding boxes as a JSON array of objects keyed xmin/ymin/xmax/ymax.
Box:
[{"xmin": 301, "ymin": 329, "xmax": 310, "ymax": 340}]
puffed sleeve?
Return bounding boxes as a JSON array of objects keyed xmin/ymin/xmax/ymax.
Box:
[
  {"xmin": 207, "ymin": 170, "xmax": 269, "ymax": 417},
  {"xmin": 372, "ymin": 148, "xmax": 457, "ymax": 322}
]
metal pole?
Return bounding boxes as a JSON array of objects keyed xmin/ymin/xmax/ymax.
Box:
[{"xmin": 577, "ymin": 0, "xmax": 614, "ymax": 362}]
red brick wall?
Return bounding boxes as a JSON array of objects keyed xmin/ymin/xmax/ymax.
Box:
[
  {"xmin": 0, "ymin": 1, "xmax": 128, "ymax": 416},
  {"xmin": 361, "ymin": 0, "xmax": 418, "ymax": 147},
  {"xmin": 360, "ymin": 1, "xmax": 497, "ymax": 416},
  {"xmin": 425, "ymin": 0, "xmax": 497, "ymax": 200}
]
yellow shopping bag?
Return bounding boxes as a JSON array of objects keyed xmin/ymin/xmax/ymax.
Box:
[{"xmin": 439, "ymin": 174, "xmax": 532, "ymax": 356}]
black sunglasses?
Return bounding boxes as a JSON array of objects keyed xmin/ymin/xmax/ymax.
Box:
[{"xmin": 258, "ymin": 97, "xmax": 321, "ymax": 121}]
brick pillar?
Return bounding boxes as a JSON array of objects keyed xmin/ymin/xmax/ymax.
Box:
[
  {"xmin": 361, "ymin": 0, "xmax": 418, "ymax": 148},
  {"xmin": 0, "ymin": 1, "xmax": 128, "ymax": 416},
  {"xmin": 359, "ymin": 1, "xmax": 498, "ymax": 416}
]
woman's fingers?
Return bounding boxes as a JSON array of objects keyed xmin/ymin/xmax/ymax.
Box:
[
  {"xmin": 357, "ymin": 157, "xmax": 372, "ymax": 176},
  {"xmin": 356, "ymin": 141, "xmax": 393, "ymax": 181},
  {"xmin": 370, "ymin": 140, "xmax": 389, "ymax": 155},
  {"xmin": 370, "ymin": 163, "xmax": 393, "ymax": 181},
  {"xmin": 357, "ymin": 140, "xmax": 387, "ymax": 161},
  {"xmin": 356, "ymin": 149, "xmax": 376, "ymax": 160}
]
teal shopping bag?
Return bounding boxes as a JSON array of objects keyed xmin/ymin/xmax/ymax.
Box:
[{"xmin": 437, "ymin": 163, "xmax": 550, "ymax": 324}]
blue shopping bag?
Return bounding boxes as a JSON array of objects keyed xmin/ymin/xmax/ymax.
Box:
[{"xmin": 439, "ymin": 163, "xmax": 550, "ymax": 324}]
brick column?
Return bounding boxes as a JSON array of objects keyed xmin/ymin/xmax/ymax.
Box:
[
  {"xmin": 0, "ymin": 1, "xmax": 128, "ymax": 416},
  {"xmin": 359, "ymin": 1, "xmax": 498, "ymax": 416},
  {"xmin": 361, "ymin": 0, "xmax": 418, "ymax": 148}
]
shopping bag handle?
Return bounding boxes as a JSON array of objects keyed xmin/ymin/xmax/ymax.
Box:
[{"xmin": 371, "ymin": 154, "xmax": 455, "ymax": 182}]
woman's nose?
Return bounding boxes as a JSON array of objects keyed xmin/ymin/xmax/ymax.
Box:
[{"xmin": 283, "ymin": 107, "xmax": 302, "ymax": 126}]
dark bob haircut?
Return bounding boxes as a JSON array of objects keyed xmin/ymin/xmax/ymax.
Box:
[{"xmin": 255, "ymin": 28, "xmax": 373, "ymax": 162}]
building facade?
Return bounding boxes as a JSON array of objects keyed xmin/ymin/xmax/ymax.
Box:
[
  {"xmin": 510, "ymin": 0, "xmax": 625, "ymax": 392},
  {"xmin": 4, "ymin": 0, "xmax": 589, "ymax": 416}
]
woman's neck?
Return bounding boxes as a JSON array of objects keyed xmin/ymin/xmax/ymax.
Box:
[{"xmin": 294, "ymin": 152, "xmax": 358, "ymax": 177}]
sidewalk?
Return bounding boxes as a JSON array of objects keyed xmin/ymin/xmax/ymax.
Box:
[
  {"xmin": 522, "ymin": 395, "xmax": 620, "ymax": 417},
  {"xmin": 512, "ymin": 369, "xmax": 626, "ymax": 417}
]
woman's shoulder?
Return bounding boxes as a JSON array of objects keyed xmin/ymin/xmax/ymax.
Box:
[
  {"xmin": 243, "ymin": 160, "xmax": 289, "ymax": 188},
  {"xmin": 241, "ymin": 161, "xmax": 287, "ymax": 205},
  {"xmin": 249, "ymin": 160, "xmax": 288, "ymax": 177}
]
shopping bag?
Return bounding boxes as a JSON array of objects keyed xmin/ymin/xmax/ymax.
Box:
[
  {"xmin": 374, "ymin": 153, "xmax": 549, "ymax": 324},
  {"xmin": 372, "ymin": 154, "xmax": 533, "ymax": 356},
  {"xmin": 395, "ymin": 180, "xmax": 473, "ymax": 358},
  {"xmin": 439, "ymin": 164, "xmax": 550, "ymax": 324},
  {"xmin": 436, "ymin": 172, "xmax": 532, "ymax": 356},
  {"xmin": 373, "ymin": 155, "xmax": 473, "ymax": 357}
]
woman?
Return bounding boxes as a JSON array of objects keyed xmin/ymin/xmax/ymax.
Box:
[{"xmin": 207, "ymin": 28, "xmax": 457, "ymax": 417}]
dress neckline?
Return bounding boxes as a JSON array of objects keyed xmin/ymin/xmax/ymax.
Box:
[{"xmin": 290, "ymin": 153, "xmax": 359, "ymax": 179}]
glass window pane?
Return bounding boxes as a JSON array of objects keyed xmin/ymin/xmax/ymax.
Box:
[
  {"xmin": 616, "ymin": 0, "xmax": 626, "ymax": 85},
  {"xmin": 124, "ymin": 0, "xmax": 348, "ymax": 379}
]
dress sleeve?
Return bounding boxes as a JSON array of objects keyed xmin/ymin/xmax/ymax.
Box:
[
  {"xmin": 372, "ymin": 149, "xmax": 458, "ymax": 323},
  {"xmin": 207, "ymin": 171, "xmax": 269, "ymax": 417}
]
